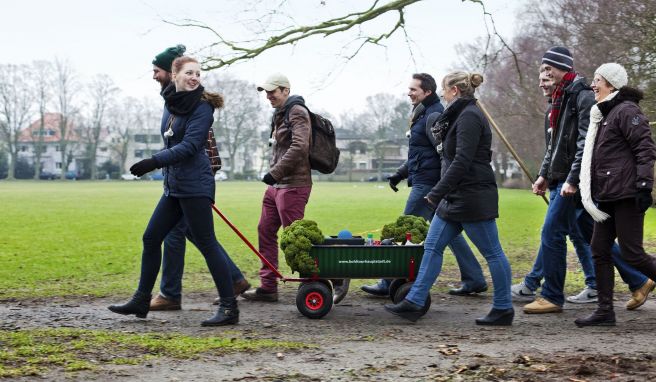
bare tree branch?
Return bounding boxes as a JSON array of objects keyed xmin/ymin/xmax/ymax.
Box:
[{"xmin": 166, "ymin": 0, "xmax": 422, "ymax": 70}]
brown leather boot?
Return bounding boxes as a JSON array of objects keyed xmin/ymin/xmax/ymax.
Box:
[
  {"xmin": 150, "ymin": 294, "xmax": 181, "ymax": 311},
  {"xmin": 214, "ymin": 278, "xmax": 251, "ymax": 304}
]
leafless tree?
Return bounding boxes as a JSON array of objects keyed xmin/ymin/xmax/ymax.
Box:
[
  {"xmin": 454, "ymin": 0, "xmax": 656, "ymax": 186},
  {"xmin": 0, "ymin": 64, "xmax": 34, "ymax": 179},
  {"xmin": 525, "ymin": 0, "xmax": 656, "ymax": 118},
  {"xmin": 170, "ymin": 0, "xmax": 519, "ymax": 76},
  {"xmin": 28, "ymin": 60, "xmax": 52, "ymax": 179},
  {"xmin": 108, "ymin": 97, "xmax": 143, "ymax": 173},
  {"xmin": 52, "ymin": 59, "xmax": 79, "ymax": 179},
  {"xmin": 83, "ymin": 74, "xmax": 119, "ymax": 179},
  {"xmin": 361, "ymin": 93, "xmax": 408, "ymax": 178},
  {"xmin": 206, "ymin": 74, "xmax": 265, "ymax": 176}
]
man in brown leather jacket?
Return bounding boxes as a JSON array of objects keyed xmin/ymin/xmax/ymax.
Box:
[{"xmin": 242, "ymin": 73, "xmax": 312, "ymax": 302}]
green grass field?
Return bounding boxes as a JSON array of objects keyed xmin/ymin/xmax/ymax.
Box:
[{"xmin": 1, "ymin": 181, "xmax": 655, "ymax": 299}]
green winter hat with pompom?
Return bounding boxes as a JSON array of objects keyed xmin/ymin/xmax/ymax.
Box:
[{"xmin": 152, "ymin": 44, "xmax": 186, "ymax": 72}]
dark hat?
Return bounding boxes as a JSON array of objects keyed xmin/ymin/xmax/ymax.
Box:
[
  {"xmin": 542, "ymin": 46, "xmax": 574, "ymax": 72},
  {"xmin": 152, "ymin": 44, "xmax": 186, "ymax": 72}
]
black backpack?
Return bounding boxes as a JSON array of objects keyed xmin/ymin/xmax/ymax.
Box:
[{"xmin": 273, "ymin": 102, "xmax": 340, "ymax": 174}]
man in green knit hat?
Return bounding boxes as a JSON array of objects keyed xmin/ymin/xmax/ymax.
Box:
[{"xmin": 151, "ymin": 44, "xmax": 186, "ymax": 93}]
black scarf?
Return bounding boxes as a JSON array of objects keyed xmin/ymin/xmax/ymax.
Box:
[
  {"xmin": 162, "ymin": 83, "xmax": 205, "ymax": 116},
  {"xmin": 430, "ymin": 97, "xmax": 476, "ymax": 153}
]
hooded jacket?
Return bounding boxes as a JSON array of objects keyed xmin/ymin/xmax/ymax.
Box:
[
  {"xmin": 153, "ymin": 93, "xmax": 223, "ymax": 201},
  {"xmin": 591, "ymin": 87, "xmax": 656, "ymax": 202}
]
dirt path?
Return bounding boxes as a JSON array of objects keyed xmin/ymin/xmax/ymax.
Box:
[{"xmin": 3, "ymin": 286, "xmax": 656, "ymax": 381}]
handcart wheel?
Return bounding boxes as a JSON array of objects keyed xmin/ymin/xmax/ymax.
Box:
[
  {"xmin": 388, "ymin": 279, "xmax": 407, "ymax": 302},
  {"xmin": 296, "ymin": 282, "xmax": 333, "ymax": 319},
  {"xmin": 393, "ymin": 282, "xmax": 431, "ymax": 316}
]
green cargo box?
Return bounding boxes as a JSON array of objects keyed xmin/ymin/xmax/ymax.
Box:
[{"xmin": 302, "ymin": 244, "xmax": 424, "ymax": 279}]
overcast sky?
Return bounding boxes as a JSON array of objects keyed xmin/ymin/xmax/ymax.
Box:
[{"xmin": 5, "ymin": 0, "xmax": 520, "ymax": 116}]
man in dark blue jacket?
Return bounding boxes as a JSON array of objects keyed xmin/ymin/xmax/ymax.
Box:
[{"xmin": 361, "ymin": 73, "xmax": 487, "ymax": 297}]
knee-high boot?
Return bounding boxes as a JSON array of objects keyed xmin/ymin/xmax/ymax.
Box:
[{"xmin": 575, "ymin": 262, "xmax": 616, "ymax": 327}]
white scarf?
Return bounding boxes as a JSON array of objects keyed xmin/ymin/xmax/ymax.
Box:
[{"xmin": 580, "ymin": 91, "xmax": 618, "ymax": 222}]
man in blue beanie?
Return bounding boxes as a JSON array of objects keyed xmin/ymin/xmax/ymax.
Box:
[{"xmin": 523, "ymin": 46, "xmax": 596, "ymax": 313}]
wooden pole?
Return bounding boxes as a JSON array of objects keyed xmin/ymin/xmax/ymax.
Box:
[{"xmin": 477, "ymin": 101, "xmax": 549, "ymax": 205}]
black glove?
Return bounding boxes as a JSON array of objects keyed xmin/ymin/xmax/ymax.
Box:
[
  {"xmin": 262, "ymin": 172, "xmax": 276, "ymax": 186},
  {"xmin": 636, "ymin": 189, "xmax": 653, "ymax": 213},
  {"xmin": 130, "ymin": 158, "xmax": 158, "ymax": 177},
  {"xmin": 424, "ymin": 196, "xmax": 437, "ymax": 207},
  {"xmin": 387, "ymin": 173, "xmax": 403, "ymax": 192}
]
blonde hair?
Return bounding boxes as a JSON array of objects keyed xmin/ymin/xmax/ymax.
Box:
[{"xmin": 442, "ymin": 71, "xmax": 484, "ymax": 97}]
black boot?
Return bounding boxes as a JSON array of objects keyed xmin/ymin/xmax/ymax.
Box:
[
  {"xmin": 475, "ymin": 307, "xmax": 514, "ymax": 326},
  {"xmin": 108, "ymin": 291, "xmax": 151, "ymax": 318},
  {"xmin": 575, "ymin": 261, "xmax": 616, "ymax": 327},
  {"xmin": 574, "ymin": 308, "xmax": 616, "ymax": 327},
  {"xmin": 383, "ymin": 299, "xmax": 425, "ymax": 322},
  {"xmin": 202, "ymin": 296, "xmax": 239, "ymax": 326}
]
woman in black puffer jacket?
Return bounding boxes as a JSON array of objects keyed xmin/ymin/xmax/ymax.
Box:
[
  {"xmin": 384, "ymin": 71, "xmax": 513, "ymax": 326},
  {"xmin": 575, "ymin": 63, "xmax": 656, "ymax": 327},
  {"xmin": 109, "ymin": 56, "xmax": 238, "ymax": 326}
]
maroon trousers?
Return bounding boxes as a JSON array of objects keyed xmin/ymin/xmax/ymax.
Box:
[{"xmin": 257, "ymin": 185, "xmax": 312, "ymax": 291}]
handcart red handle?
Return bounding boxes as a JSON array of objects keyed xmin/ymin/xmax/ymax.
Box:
[
  {"xmin": 211, "ymin": 204, "xmax": 309, "ymax": 282},
  {"xmin": 212, "ymin": 204, "xmax": 430, "ymax": 319}
]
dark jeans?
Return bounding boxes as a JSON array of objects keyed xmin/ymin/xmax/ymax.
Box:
[
  {"xmin": 159, "ymin": 219, "xmax": 244, "ymax": 300},
  {"xmin": 592, "ymin": 198, "xmax": 656, "ymax": 307},
  {"xmin": 524, "ymin": 207, "xmax": 596, "ymax": 290},
  {"xmin": 576, "ymin": 207, "xmax": 648, "ymax": 291},
  {"xmin": 137, "ymin": 195, "xmax": 233, "ymax": 299},
  {"xmin": 524, "ymin": 207, "xmax": 647, "ymax": 292}
]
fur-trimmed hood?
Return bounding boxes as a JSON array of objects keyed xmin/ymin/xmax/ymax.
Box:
[
  {"xmin": 598, "ymin": 86, "xmax": 643, "ymax": 116},
  {"xmin": 202, "ymin": 91, "xmax": 224, "ymax": 109}
]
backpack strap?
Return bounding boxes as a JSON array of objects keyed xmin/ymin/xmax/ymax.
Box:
[
  {"xmin": 269, "ymin": 101, "xmax": 305, "ymax": 135},
  {"xmin": 269, "ymin": 101, "xmax": 312, "ymax": 143}
]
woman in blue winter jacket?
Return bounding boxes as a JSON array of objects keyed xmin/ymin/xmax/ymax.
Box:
[{"xmin": 109, "ymin": 56, "xmax": 238, "ymax": 326}]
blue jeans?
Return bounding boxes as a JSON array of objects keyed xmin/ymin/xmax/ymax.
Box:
[
  {"xmin": 380, "ymin": 184, "xmax": 487, "ymax": 290},
  {"xmin": 138, "ymin": 195, "xmax": 233, "ymax": 299},
  {"xmin": 539, "ymin": 183, "xmax": 581, "ymax": 305},
  {"xmin": 524, "ymin": 207, "xmax": 596, "ymax": 291},
  {"xmin": 160, "ymin": 219, "xmax": 244, "ymax": 300},
  {"xmin": 406, "ymin": 216, "xmax": 512, "ymax": 309}
]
